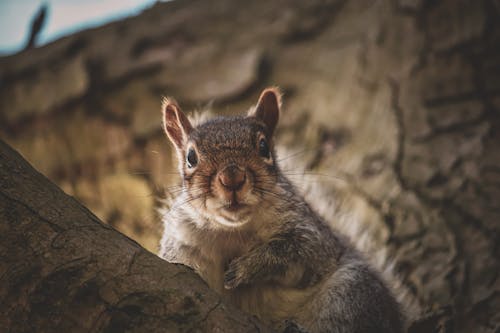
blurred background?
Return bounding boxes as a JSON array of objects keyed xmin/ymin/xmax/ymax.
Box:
[
  {"xmin": 0, "ymin": 1, "xmax": 499, "ymax": 330},
  {"xmin": 0, "ymin": 1, "xmax": 160, "ymax": 55},
  {"xmin": 1, "ymin": 0, "xmax": 174, "ymax": 252}
]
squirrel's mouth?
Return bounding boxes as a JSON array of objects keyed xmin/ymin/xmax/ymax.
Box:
[
  {"xmin": 207, "ymin": 201, "xmax": 251, "ymax": 229},
  {"xmin": 204, "ymin": 191, "xmax": 257, "ymax": 228},
  {"xmin": 221, "ymin": 201, "xmax": 247, "ymax": 213}
]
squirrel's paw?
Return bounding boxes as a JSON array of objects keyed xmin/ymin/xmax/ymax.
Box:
[{"xmin": 224, "ymin": 258, "xmax": 249, "ymax": 289}]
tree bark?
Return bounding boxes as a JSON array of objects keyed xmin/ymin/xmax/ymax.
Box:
[
  {"xmin": 0, "ymin": 139, "xmax": 270, "ymax": 332},
  {"xmin": 0, "ymin": 0, "xmax": 499, "ymax": 332}
]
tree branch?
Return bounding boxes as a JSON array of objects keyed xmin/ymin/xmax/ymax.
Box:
[{"xmin": 0, "ymin": 139, "xmax": 270, "ymax": 332}]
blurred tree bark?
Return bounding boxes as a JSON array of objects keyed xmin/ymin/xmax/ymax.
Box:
[
  {"xmin": 0, "ymin": 0, "xmax": 499, "ymax": 332},
  {"xmin": 0, "ymin": 139, "xmax": 270, "ymax": 332}
]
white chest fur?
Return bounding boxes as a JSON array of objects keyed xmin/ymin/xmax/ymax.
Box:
[{"xmin": 160, "ymin": 194, "xmax": 318, "ymax": 325}]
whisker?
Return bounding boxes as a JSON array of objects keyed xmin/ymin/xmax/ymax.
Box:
[
  {"xmin": 253, "ymin": 187, "xmax": 298, "ymax": 205},
  {"xmin": 170, "ymin": 191, "xmax": 209, "ymax": 211},
  {"xmin": 275, "ymin": 147, "xmax": 318, "ymax": 163},
  {"xmin": 260, "ymin": 171, "xmax": 347, "ymax": 184},
  {"xmin": 129, "ymin": 171, "xmax": 181, "ymax": 176}
]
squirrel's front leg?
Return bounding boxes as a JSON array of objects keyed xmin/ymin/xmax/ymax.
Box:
[
  {"xmin": 223, "ymin": 245, "xmax": 283, "ymax": 289},
  {"xmin": 224, "ymin": 233, "xmax": 324, "ymax": 290},
  {"xmin": 224, "ymin": 239, "xmax": 289, "ymax": 289}
]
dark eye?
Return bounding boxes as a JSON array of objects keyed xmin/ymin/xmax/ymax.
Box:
[
  {"xmin": 259, "ymin": 138, "xmax": 270, "ymax": 158},
  {"xmin": 186, "ymin": 148, "xmax": 198, "ymax": 168}
]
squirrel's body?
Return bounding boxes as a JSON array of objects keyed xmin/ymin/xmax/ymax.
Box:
[{"xmin": 159, "ymin": 89, "xmax": 404, "ymax": 333}]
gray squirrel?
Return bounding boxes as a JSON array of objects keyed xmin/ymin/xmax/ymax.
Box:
[{"xmin": 159, "ymin": 87, "xmax": 405, "ymax": 333}]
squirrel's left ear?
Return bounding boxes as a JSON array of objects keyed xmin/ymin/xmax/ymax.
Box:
[
  {"xmin": 248, "ymin": 87, "xmax": 281, "ymax": 136},
  {"xmin": 162, "ymin": 97, "xmax": 193, "ymax": 150}
]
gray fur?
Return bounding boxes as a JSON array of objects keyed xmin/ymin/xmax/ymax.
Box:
[{"xmin": 159, "ymin": 89, "xmax": 404, "ymax": 333}]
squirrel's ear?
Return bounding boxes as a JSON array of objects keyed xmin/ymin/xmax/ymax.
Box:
[
  {"xmin": 248, "ymin": 87, "xmax": 281, "ymax": 136},
  {"xmin": 162, "ymin": 97, "xmax": 193, "ymax": 149}
]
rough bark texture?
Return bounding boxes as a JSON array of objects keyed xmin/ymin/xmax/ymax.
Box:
[
  {"xmin": 0, "ymin": 0, "xmax": 499, "ymax": 332},
  {"xmin": 0, "ymin": 139, "xmax": 271, "ymax": 332}
]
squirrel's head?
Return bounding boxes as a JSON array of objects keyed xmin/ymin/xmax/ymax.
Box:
[{"xmin": 162, "ymin": 87, "xmax": 282, "ymax": 229}]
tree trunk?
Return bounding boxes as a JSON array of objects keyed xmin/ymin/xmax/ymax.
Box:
[
  {"xmin": 0, "ymin": 139, "xmax": 270, "ymax": 332},
  {"xmin": 0, "ymin": 0, "xmax": 499, "ymax": 332}
]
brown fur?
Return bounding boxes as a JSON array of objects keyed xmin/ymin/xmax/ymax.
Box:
[{"xmin": 159, "ymin": 88, "xmax": 404, "ymax": 333}]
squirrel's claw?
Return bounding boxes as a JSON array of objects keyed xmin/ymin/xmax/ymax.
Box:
[
  {"xmin": 224, "ymin": 259, "xmax": 246, "ymax": 289},
  {"xmin": 223, "ymin": 270, "xmax": 238, "ymax": 289}
]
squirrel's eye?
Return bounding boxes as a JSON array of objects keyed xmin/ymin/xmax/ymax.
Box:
[
  {"xmin": 259, "ymin": 138, "xmax": 270, "ymax": 159},
  {"xmin": 186, "ymin": 148, "xmax": 198, "ymax": 168}
]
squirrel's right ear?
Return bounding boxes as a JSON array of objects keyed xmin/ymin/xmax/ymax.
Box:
[
  {"xmin": 248, "ymin": 87, "xmax": 281, "ymax": 136},
  {"xmin": 162, "ymin": 97, "xmax": 193, "ymax": 149}
]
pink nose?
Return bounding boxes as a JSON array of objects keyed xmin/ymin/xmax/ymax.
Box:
[{"xmin": 218, "ymin": 165, "xmax": 246, "ymax": 191}]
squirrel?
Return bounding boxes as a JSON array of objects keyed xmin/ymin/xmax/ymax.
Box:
[{"xmin": 158, "ymin": 87, "xmax": 405, "ymax": 333}]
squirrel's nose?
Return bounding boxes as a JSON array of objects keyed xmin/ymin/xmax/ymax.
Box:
[{"xmin": 218, "ymin": 165, "xmax": 246, "ymax": 191}]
